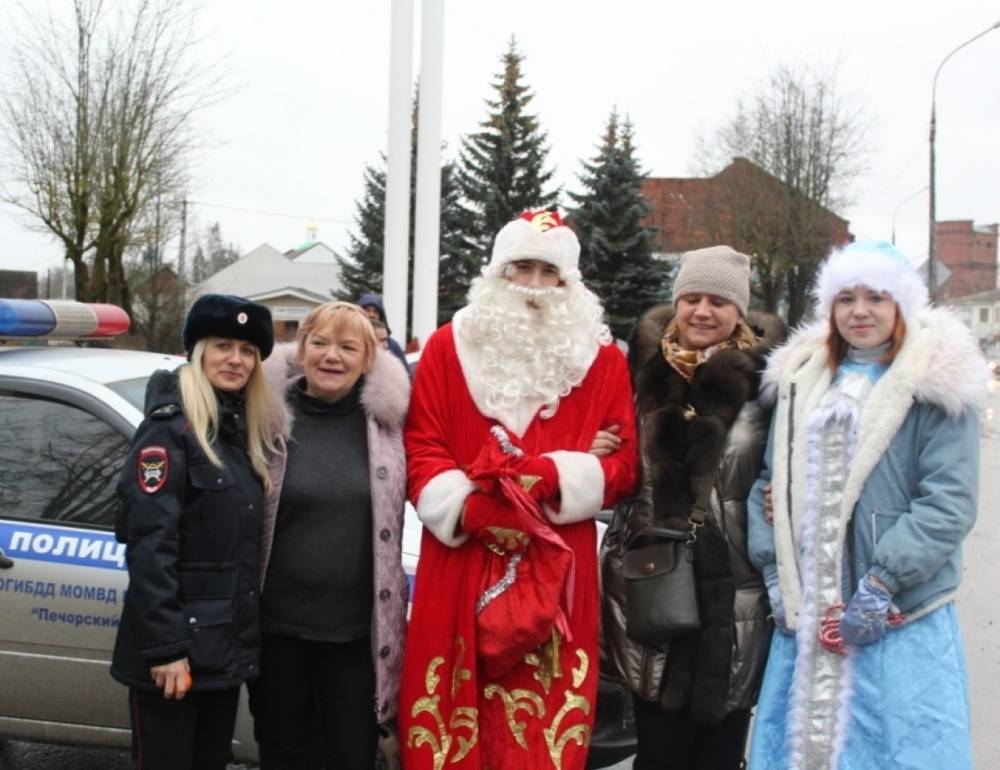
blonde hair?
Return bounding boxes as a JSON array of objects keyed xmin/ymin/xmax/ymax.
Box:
[
  {"xmin": 296, "ymin": 301, "xmax": 378, "ymax": 370},
  {"xmin": 178, "ymin": 340, "xmax": 279, "ymax": 493}
]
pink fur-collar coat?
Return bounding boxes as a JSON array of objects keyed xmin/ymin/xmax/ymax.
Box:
[{"xmin": 261, "ymin": 343, "xmax": 410, "ymax": 723}]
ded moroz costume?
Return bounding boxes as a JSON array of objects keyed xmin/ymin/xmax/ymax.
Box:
[{"xmin": 399, "ymin": 211, "xmax": 639, "ymax": 770}]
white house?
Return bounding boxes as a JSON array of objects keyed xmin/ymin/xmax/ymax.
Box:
[
  {"xmin": 941, "ymin": 288, "xmax": 1000, "ymax": 351},
  {"xmin": 192, "ymin": 241, "xmax": 342, "ymax": 341}
]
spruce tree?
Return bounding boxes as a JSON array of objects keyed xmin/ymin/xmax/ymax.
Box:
[
  {"xmin": 569, "ymin": 110, "xmax": 661, "ymax": 338},
  {"xmin": 456, "ymin": 38, "xmax": 558, "ymax": 266},
  {"xmin": 335, "ymin": 92, "xmax": 466, "ymax": 330},
  {"xmin": 335, "ymin": 161, "xmax": 389, "ymax": 302}
]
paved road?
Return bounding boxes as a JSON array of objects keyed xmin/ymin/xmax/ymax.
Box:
[
  {"xmin": 5, "ymin": 387, "xmax": 999, "ymax": 769},
  {"xmin": 956, "ymin": 382, "xmax": 1000, "ymax": 768},
  {"xmin": 0, "ymin": 742, "xmax": 255, "ymax": 770}
]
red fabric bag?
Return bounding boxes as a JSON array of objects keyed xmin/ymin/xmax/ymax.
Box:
[{"xmin": 465, "ymin": 431, "xmax": 575, "ymax": 679}]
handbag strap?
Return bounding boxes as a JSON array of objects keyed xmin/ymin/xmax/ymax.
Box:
[{"xmin": 686, "ymin": 467, "xmax": 718, "ymax": 545}]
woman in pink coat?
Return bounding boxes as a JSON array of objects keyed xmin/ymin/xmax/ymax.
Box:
[{"xmin": 252, "ymin": 301, "xmax": 410, "ymax": 768}]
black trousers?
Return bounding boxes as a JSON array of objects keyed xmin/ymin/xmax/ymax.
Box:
[
  {"xmin": 128, "ymin": 686, "xmax": 240, "ymax": 770},
  {"xmin": 632, "ymin": 695, "xmax": 751, "ymax": 770},
  {"xmin": 249, "ymin": 634, "xmax": 378, "ymax": 770}
]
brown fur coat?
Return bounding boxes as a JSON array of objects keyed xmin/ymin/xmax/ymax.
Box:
[{"xmin": 601, "ymin": 306, "xmax": 784, "ymax": 721}]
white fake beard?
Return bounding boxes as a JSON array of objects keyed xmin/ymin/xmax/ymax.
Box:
[{"xmin": 459, "ymin": 276, "xmax": 612, "ymax": 418}]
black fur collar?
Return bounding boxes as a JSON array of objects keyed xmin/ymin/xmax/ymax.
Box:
[{"xmin": 628, "ymin": 304, "xmax": 784, "ymax": 524}]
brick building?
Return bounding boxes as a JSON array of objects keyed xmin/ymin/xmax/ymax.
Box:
[
  {"xmin": 640, "ymin": 157, "xmax": 852, "ymax": 257},
  {"xmin": 934, "ymin": 220, "xmax": 998, "ymax": 300}
]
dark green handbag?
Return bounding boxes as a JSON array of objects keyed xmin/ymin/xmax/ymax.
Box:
[
  {"xmin": 621, "ymin": 484, "xmax": 711, "ymax": 648},
  {"xmin": 622, "ymin": 526, "xmax": 699, "ymax": 647}
]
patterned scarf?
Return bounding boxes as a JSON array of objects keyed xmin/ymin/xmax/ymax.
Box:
[{"xmin": 660, "ymin": 319, "xmax": 757, "ymax": 382}]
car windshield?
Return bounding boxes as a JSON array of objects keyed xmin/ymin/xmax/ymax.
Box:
[{"xmin": 105, "ymin": 376, "xmax": 151, "ymax": 411}]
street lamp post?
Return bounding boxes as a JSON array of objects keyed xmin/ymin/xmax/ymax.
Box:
[
  {"xmin": 892, "ymin": 186, "xmax": 928, "ymax": 246},
  {"xmin": 928, "ymin": 20, "xmax": 1000, "ymax": 300}
]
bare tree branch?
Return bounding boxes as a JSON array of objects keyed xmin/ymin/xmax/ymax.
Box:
[
  {"xmin": 696, "ymin": 63, "xmax": 868, "ymax": 324},
  {"xmin": 0, "ymin": 0, "xmax": 226, "ymax": 316}
]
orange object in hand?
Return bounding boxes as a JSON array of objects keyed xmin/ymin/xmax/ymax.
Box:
[{"xmin": 180, "ymin": 670, "xmax": 193, "ymax": 692}]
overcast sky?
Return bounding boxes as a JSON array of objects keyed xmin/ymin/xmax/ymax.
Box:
[{"xmin": 1, "ymin": 0, "xmax": 998, "ymax": 281}]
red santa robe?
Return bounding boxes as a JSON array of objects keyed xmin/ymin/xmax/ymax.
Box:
[{"xmin": 400, "ymin": 315, "xmax": 638, "ymax": 770}]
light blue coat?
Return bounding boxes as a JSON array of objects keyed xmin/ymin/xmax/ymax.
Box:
[
  {"xmin": 746, "ymin": 307, "xmax": 986, "ymax": 770},
  {"xmin": 748, "ymin": 307, "xmax": 985, "ymax": 628},
  {"xmin": 749, "ymin": 394, "xmax": 979, "ymax": 621}
]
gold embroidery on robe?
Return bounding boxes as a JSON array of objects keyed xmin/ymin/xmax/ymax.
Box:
[
  {"xmin": 571, "ymin": 648, "xmax": 588, "ymax": 688},
  {"xmin": 543, "ymin": 689, "xmax": 592, "ymax": 770},
  {"xmin": 495, "ymin": 641, "xmax": 593, "ymax": 769},
  {"xmin": 484, "ymin": 526, "xmax": 530, "ymax": 551},
  {"xmin": 483, "ymin": 685, "xmax": 546, "ymax": 749},
  {"xmin": 524, "ymin": 630, "xmax": 563, "ymax": 694},
  {"xmin": 407, "ymin": 637, "xmax": 478, "ymax": 769}
]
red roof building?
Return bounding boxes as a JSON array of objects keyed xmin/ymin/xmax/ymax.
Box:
[{"xmin": 640, "ymin": 157, "xmax": 853, "ymax": 255}]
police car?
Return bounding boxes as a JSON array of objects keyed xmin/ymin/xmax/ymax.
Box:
[{"xmin": 0, "ymin": 299, "xmax": 634, "ymax": 766}]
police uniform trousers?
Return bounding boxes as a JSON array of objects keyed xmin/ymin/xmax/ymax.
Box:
[{"xmin": 128, "ymin": 686, "xmax": 240, "ymax": 770}]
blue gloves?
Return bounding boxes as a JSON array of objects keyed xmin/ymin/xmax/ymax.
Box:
[
  {"xmin": 839, "ymin": 575, "xmax": 893, "ymax": 645},
  {"xmin": 764, "ymin": 571, "xmax": 791, "ymax": 635}
]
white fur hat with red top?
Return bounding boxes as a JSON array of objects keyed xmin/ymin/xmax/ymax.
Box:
[{"xmin": 485, "ymin": 210, "xmax": 581, "ymax": 283}]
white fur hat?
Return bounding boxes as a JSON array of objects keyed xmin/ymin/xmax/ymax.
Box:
[
  {"xmin": 485, "ymin": 210, "xmax": 581, "ymax": 282},
  {"xmin": 814, "ymin": 241, "xmax": 929, "ymax": 323}
]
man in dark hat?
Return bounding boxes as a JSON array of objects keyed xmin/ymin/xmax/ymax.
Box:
[{"xmin": 357, "ymin": 293, "xmax": 410, "ymax": 374}]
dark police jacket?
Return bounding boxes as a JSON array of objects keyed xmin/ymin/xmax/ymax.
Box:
[{"xmin": 111, "ymin": 369, "xmax": 264, "ymax": 692}]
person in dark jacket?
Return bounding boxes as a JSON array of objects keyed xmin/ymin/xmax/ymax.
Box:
[
  {"xmin": 601, "ymin": 246, "xmax": 784, "ymax": 770},
  {"xmin": 111, "ymin": 294, "xmax": 279, "ymax": 770},
  {"xmin": 358, "ymin": 292, "xmax": 411, "ymax": 374}
]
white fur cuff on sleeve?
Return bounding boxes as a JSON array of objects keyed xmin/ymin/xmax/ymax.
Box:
[
  {"xmin": 542, "ymin": 450, "xmax": 604, "ymax": 524},
  {"xmin": 416, "ymin": 469, "xmax": 476, "ymax": 547}
]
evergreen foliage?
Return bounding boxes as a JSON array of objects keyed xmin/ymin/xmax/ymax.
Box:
[
  {"xmin": 569, "ymin": 110, "xmax": 662, "ymax": 338},
  {"xmin": 337, "ymin": 40, "xmax": 564, "ymax": 331},
  {"xmin": 335, "ymin": 161, "xmax": 390, "ymax": 303},
  {"xmin": 455, "ymin": 38, "xmax": 558, "ymax": 266},
  {"xmin": 191, "ymin": 244, "xmax": 207, "ymax": 284},
  {"xmin": 205, "ymin": 222, "xmax": 240, "ymax": 275},
  {"xmin": 335, "ymin": 93, "xmax": 466, "ymax": 331}
]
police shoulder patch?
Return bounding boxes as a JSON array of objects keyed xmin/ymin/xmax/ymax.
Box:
[{"xmin": 137, "ymin": 446, "xmax": 169, "ymax": 494}]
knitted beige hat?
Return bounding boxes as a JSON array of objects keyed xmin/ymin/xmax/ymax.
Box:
[{"xmin": 672, "ymin": 245, "xmax": 751, "ymax": 316}]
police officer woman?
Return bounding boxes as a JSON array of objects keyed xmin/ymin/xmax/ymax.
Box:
[{"xmin": 111, "ymin": 294, "xmax": 278, "ymax": 770}]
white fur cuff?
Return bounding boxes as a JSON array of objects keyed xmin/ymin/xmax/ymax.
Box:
[
  {"xmin": 542, "ymin": 450, "xmax": 604, "ymax": 524},
  {"xmin": 416, "ymin": 469, "xmax": 475, "ymax": 547}
]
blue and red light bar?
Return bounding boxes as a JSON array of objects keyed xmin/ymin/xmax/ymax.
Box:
[{"xmin": 0, "ymin": 299, "xmax": 130, "ymax": 338}]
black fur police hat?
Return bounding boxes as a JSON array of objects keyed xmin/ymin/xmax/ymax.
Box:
[{"xmin": 182, "ymin": 294, "xmax": 274, "ymax": 360}]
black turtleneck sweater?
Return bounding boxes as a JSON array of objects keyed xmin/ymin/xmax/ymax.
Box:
[{"xmin": 262, "ymin": 378, "xmax": 373, "ymax": 641}]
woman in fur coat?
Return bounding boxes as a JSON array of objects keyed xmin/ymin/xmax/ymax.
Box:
[
  {"xmin": 602, "ymin": 245, "xmax": 783, "ymax": 769},
  {"xmin": 251, "ymin": 301, "xmax": 410, "ymax": 768},
  {"xmin": 747, "ymin": 241, "xmax": 984, "ymax": 770}
]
